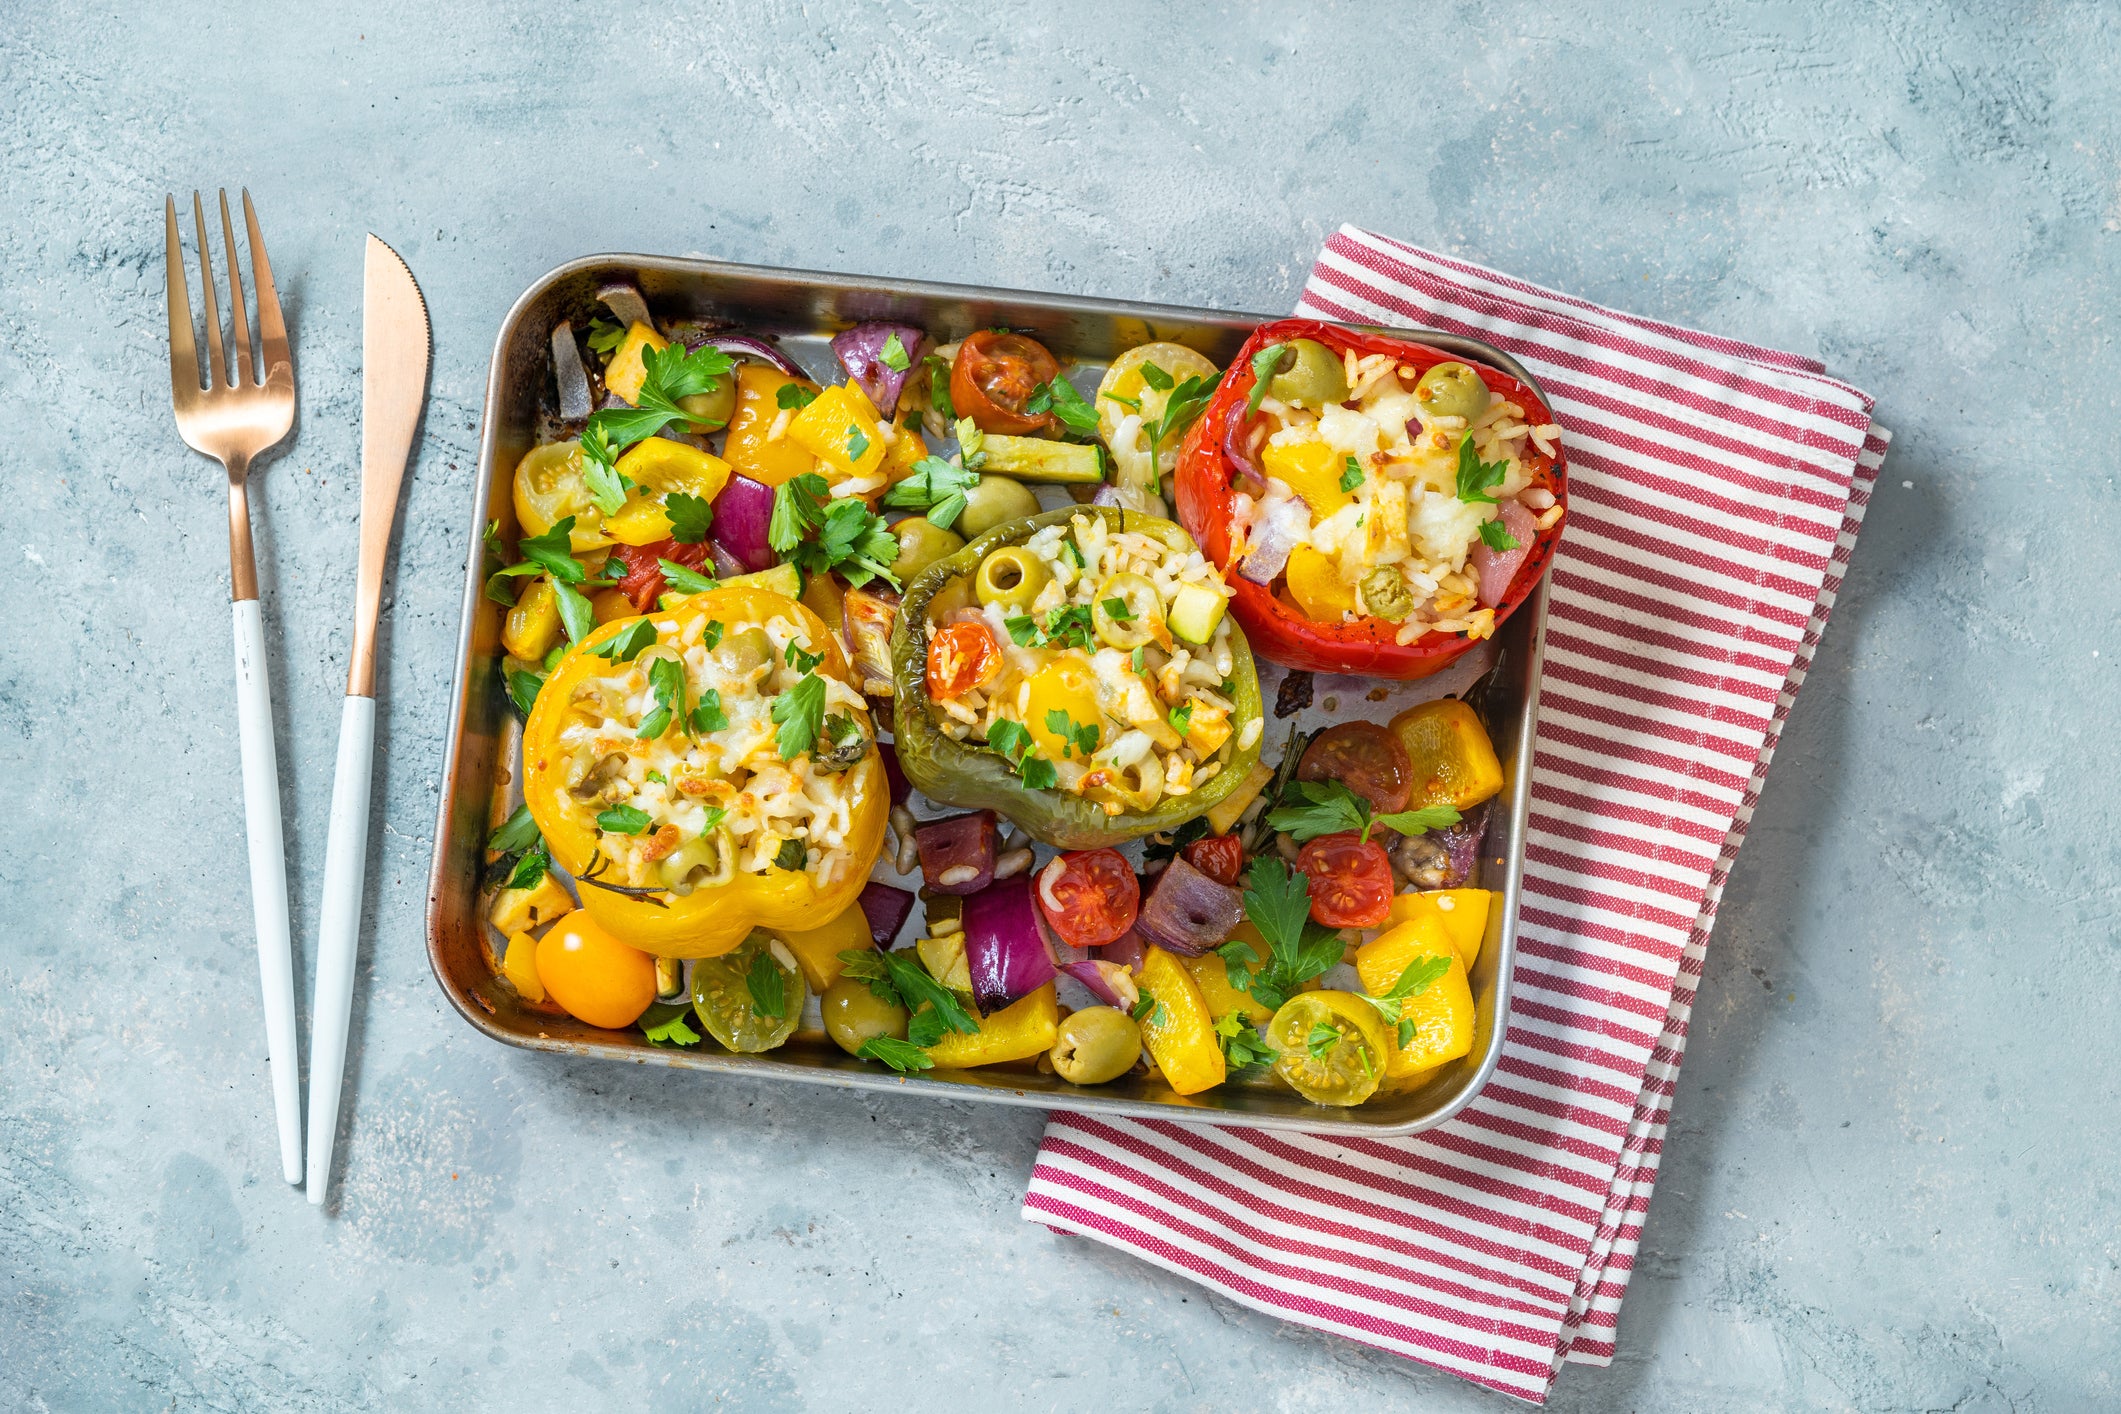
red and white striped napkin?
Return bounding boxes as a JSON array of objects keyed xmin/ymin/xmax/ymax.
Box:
[{"xmin": 1022, "ymin": 226, "xmax": 1888, "ymax": 1402}]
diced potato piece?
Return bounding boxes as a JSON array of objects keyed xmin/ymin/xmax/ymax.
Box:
[
  {"xmin": 603, "ymin": 322, "xmax": 666, "ymax": 405},
  {"xmin": 489, "ymin": 873, "xmax": 573, "ymax": 935}
]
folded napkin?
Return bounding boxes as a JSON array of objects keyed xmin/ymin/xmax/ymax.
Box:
[{"xmin": 1022, "ymin": 225, "xmax": 1888, "ymax": 1402}]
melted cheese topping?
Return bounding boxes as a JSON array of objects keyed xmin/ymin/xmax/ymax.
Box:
[{"xmin": 555, "ymin": 611, "xmax": 871, "ymax": 894}]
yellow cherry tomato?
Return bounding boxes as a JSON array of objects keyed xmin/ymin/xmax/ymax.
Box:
[
  {"xmin": 599, "ymin": 437, "xmax": 734, "ymax": 547},
  {"xmin": 501, "ymin": 577, "xmax": 562, "ymax": 662},
  {"xmin": 1267, "ymin": 991, "xmax": 1392, "ymax": 1105},
  {"xmin": 1022, "ymin": 654, "xmax": 1103, "ymax": 762},
  {"xmin": 512, "ymin": 441, "xmax": 612, "ymax": 550},
  {"xmin": 535, "ymin": 912, "xmax": 657, "ymax": 1029}
]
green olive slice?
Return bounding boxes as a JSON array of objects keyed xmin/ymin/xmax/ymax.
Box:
[{"xmin": 1091, "ymin": 572, "xmax": 1162, "ymax": 650}]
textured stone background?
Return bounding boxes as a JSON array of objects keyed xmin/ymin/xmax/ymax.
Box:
[{"xmin": 4, "ymin": 2, "xmax": 2117, "ymax": 1409}]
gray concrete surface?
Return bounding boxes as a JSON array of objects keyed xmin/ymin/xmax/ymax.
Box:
[{"xmin": 4, "ymin": 2, "xmax": 2116, "ymax": 1409}]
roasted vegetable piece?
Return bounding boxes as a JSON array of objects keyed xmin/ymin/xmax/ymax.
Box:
[
  {"xmin": 831, "ymin": 321, "xmax": 928, "ymax": 418},
  {"xmin": 1388, "ymin": 698, "xmax": 1504, "ymax": 811},
  {"xmin": 1136, "ymin": 946, "xmax": 1226, "ymax": 1095},
  {"xmin": 1267, "ymin": 990, "xmax": 1392, "ymax": 1105},
  {"xmin": 1035, "ymin": 849, "xmax": 1140, "ymax": 950},
  {"xmin": 962, "ymin": 877, "xmax": 1059, "ymax": 1015},
  {"xmin": 536, "ymin": 912, "xmax": 658, "ymax": 1029},
  {"xmin": 855, "ymin": 882, "xmax": 918, "ymax": 948},
  {"xmin": 822, "ymin": 971, "xmax": 910, "ymax": 1055},
  {"xmin": 1379, "ymin": 888, "xmax": 1491, "ymax": 969},
  {"xmin": 951, "ymin": 330, "xmax": 1060, "ymax": 435},
  {"xmin": 1050, "ymin": 1007, "xmax": 1143, "ymax": 1085},
  {"xmin": 1355, "ymin": 918, "xmax": 1475, "ymax": 1078},
  {"xmin": 1298, "ymin": 721, "xmax": 1413, "ymax": 814},
  {"xmin": 1181, "ymin": 834, "xmax": 1245, "ymax": 887},
  {"xmin": 490, "ymin": 872, "xmax": 573, "ymax": 935},
  {"xmin": 722, "ymin": 363, "xmax": 823, "ymax": 487},
  {"xmin": 771, "ymin": 901, "xmax": 873, "ymax": 992},
  {"xmin": 976, "ymin": 435, "xmax": 1103, "ymax": 484},
  {"xmin": 955, "ymin": 474, "xmax": 1041, "ymax": 540},
  {"xmin": 925, "ymin": 983, "xmax": 1059, "ymax": 1068},
  {"xmin": 890, "ymin": 518, "xmax": 965, "ymax": 585},
  {"xmin": 1177, "ymin": 932, "xmax": 1273, "ymax": 1026},
  {"xmin": 1266, "ymin": 338, "xmax": 1349, "ymax": 409},
  {"xmin": 1135, "ymin": 855, "xmax": 1244, "ymax": 956},
  {"xmin": 691, "ymin": 930, "xmax": 805, "ymax": 1052},
  {"xmin": 789, "ymin": 383, "xmax": 889, "ymax": 489},
  {"xmin": 890, "ymin": 506, "xmax": 1266, "ymax": 850},
  {"xmin": 1174, "ymin": 317, "xmax": 1566, "ymax": 680},
  {"xmin": 1295, "ymin": 832, "xmax": 1394, "ymax": 929},
  {"xmin": 501, "ymin": 930, "xmax": 548, "ymax": 1004},
  {"xmin": 520, "ymin": 588, "xmax": 888, "ymax": 959},
  {"xmin": 603, "ymin": 438, "xmax": 731, "ymax": 546},
  {"xmin": 513, "ymin": 440, "xmax": 611, "ymax": 550},
  {"xmin": 502, "ymin": 578, "xmax": 563, "ymax": 662},
  {"xmin": 914, "ymin": 810, "xmax": 1000, "ymax": 894}
]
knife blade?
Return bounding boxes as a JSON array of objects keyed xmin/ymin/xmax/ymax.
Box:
[{"xmin": 306, "ymin": 234, "xmax": 431, "ymax": 1204}]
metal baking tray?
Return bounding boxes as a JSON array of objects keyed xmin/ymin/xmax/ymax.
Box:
[{"xmin": 427, "ymin": 254, "xmax": 1549, "ymax": 1136}]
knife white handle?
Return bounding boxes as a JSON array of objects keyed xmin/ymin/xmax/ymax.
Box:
[
  {"xmin": 305, "ymin": 693, "xmax": 376, "ymax": 1204},
  {"xmin": 232, "ymin": 599, "xmax": 303, "ymax": 1185}
]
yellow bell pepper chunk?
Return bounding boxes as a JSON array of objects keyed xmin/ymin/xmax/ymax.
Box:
[
  {"xmin": 1261, "ymin": 439, "xmax": 1355, "ymax": 520},
  {"xmin": 1381, "ymin": 888, "xmax": 1492, "ymax": 968},
  {"xmin": 501, "ymin": 930, "xmax": 547, "ymax": 1002},
  {"xmin": 772, "ymin": 902, "xmax": 872, "ymax": 993},
  {"xmin": 885, "ymin": 416, "xmax": 929, "ymax": 487},
  {"xmin": 1179, "ymin": 928, "xmax": 1272, "ymax": 1026},
  {"xmin": 489, "ymin": 872, "xmax": 574, "ymax": 936},
  {"xmin": 1388, "ymin": 698, "xmax": 1505, "ymax": 811},
  {"xmin": 502, "ymin": 577, "xmax": 562, "ymax": 662},
  {"xmin": 1139, "ymin": 946, "xmax": 1227, "ymax": 1095},
  {"xmin": 1355, "ymin": 920, "xmax": 1475, "ymax": 1078},
  {"xmin": 723, "ymin": 364, "xmax": 823, "ymax": 487},
  {"xmin": 590, "ymin": 588, "xmax": 635, "ymax": 625},
  {"xmin": 603, "ymin": 322, "xmax": 666, "ymax": 406},
  {"xmin": 1286, "ymin": 544, "xmax": 1357, "ymax": 622},
  {"xmin": 789, "ymin": 384, "xmax": 888, "ymax": 486},
  {"xmin": 926, "ymin": 984, "xmax": 1059, "ymax": 1068}
]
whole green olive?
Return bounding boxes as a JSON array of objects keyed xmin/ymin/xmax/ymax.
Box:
[
  {"xmin": 677, "ymin": 378, "xmax": 737, "ymax": 430},
  {"xmin": 822, "ymin": 975, "xmax": 910, "ymax": 1057},
  {"xmin": 1268, "ymin": 338, "xmax": 1350, "ymax": 410},
  {"xmin": 974, "ymin": 545, "xmax": 1052, "ymax": 611},
  {"xmin": 893, "ymin": 517, "xmax": 966, "ymax": 585},
  {"xmin": 1050, "ymin": 1006, "xmax": 1144, "ymax": 1085},
  {"xmin": 956, "ymin": 474, "xmax": 1041, "ymax": 540},
  {"xmin": 1412, "ymin": 361, "xmax": 1491, "ymax": 423},
  {"xmin": 1358, "ymin": 566, "xmax": 1416, "ymax": 621}
]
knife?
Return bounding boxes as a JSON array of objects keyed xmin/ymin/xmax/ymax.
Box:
[{"xmin": 306, "ymin": 235, "xmax": 431, "ymax": 1204}]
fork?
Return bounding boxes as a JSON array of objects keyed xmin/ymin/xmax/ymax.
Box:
[{"xmin": 165, "ymin": 190, "xmax": 302, "ymax": 1186}]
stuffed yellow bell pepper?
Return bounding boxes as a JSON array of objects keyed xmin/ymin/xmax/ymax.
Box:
[{"xmin": 522, "ymin": 585, "xmax": 888, "ymax": 959}]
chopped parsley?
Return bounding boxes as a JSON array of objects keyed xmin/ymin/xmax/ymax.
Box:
[
  {"xmin": 585, "ymin": 317, "xmax": 626, "ymax": 358},
  {"xmin": 1130, "ymin": 991, "xmax": 1168, "ymax": 1027},
  {"xmin": 768, "ymin": 473, "xmax": 899, "ymax": 589},
  {"xmin": 1139, "ymin": 361, "xmax": 1175, "ymax": 392},
  {"xmin": 1266, "ymin": 779, "xmax": 1461, "ymax": 845},
  {"xmin": 1245, "ymin": 343, "xmax": 1294, "ymax": 418},
  {"xmin": 635, "ymin": 656, "xmax": 688, "ymax": 739},
  {"xmin": 746, "ymin": 948, "xmax": 791, "ymax": 1018},
  {"xmin": 1306, "ymin": 1020, "xmax": 1348, "ymax": 1062},
  {"xmin": 1100, "ymin": 596, "xmax": 1134, "ymax": 622},
  {"xmin": 1142, "ymin": 368, "xmax": 1224, "ymax": 459},
  {"xmin": 657, "ymin": 559, "xmax": 718, "ymax": 595},
  {"xmin": 505, "ymin": 667, "xmax": 543, "ymax": 716},
  {"xmin": 591, "ymin": 619, "xmax": 658, "ymax": 663},
  {"xmin": 700, "ymin": 619, "xmax": 724, "ymax": 651},
  {"xmin": 640, "ymin": 1005, "xmax": 703, "ymax": 1048},
  {"xmin": 1339, "ymin": 456, "xmax": 1366, "ymax": 493},
  {"xmin": 1479, "ymin": 518, "xmax": 1521, "ymax": 552},
  {"xmin": 784, "ymin": 638, "xmax": 825, "ymax": 674},
  {"xmin": 488, "ymin": 803, "xmax": 540, "ymax": 856},
  {"xmin": 857, "ymin": 1035, "xmax": 934, "ymax": 1072},
  {"xmin": 579, "ymin": 341, "xmax": 737, "ymax": 484},
  {"xmin": 1362, "ymin": 954, "xmax": 1454, "ymax": 1049},
  {"xmin": 596, "ymin": 804, "xmax": 652, "ymax": 835},
  {"xmin": 838, "ymin": 947, "xmax": 980, "ymax": 1042},
  {"xmin": 773, "ymin": 838, "xmax": 808, "ymax": 872},
  {"xmin": 882, "ymin": 455, "xmax": 980, "ymax": 529},
  {"xmin": 1215, "ymin": 1012, "xmax": 1277, "ymax": 1069},
  {"xmin": 1456, "ymin": 434, "xmax": 1510, "ymax": 505},
  {"xmin": 879, "ymin": 332, "xmax": 912, "ymax": 372},
  {"xmin": 924, "ymin": 354, "xmax": 955, "ymax": 420},
  {"xmin": 1045, "ymin": 709, "xmax": 1100, "ymax": 759},
  {"xmin": 845, "ymin": 425, "xmax": 871, "ymax": 463},
  {"xmin": 690, "ymin": 688, "xmax": 729, "ymax": 734},
  {"xmin": 1032, "ymin": 377, "xmax": 1100, "ymax": 437},
  {"xmin": 954, "ymin": 417, "xmax": 987, "ymax": 470},
  {"xmin": 664, "ymin": 492, "xmax": 714, "ymax": 544},
  {"xmin": 777, "ymin": 382, "xmax": 819, "ymax": 411},
  {"xmin": 770, "ymin": 673, "xmax": 828, "ymax": 760},
  {"xmin": 1168, "ymin": 701, "xmax": 1194, "ymax": 737}
]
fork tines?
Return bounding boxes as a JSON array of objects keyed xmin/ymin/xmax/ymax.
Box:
[{"xmin": 165, "ymin": 189, "xmax": 292, "ymax": 404}]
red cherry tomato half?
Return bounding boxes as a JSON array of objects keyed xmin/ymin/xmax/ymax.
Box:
[
  {"xmin": 1037, "ymin": 848, "xmax": 1141, "ymax": 950},
  {"xmin": 1295, "ymin": 832, "xmax": 1395, "ymax": 929},
  {"xmin": 1181, "ymin": 834, "xmax": 1246, "ymax": 888},
  {"xmin": 927, "ymin": 621, "xmax": 1000, "ymax": 699},
  {"xmin": 1298, "ymin": 721, "xmax": 1413, "ymax": 815},
  {"xmin": 610, "ymin": 538, "xmax": 712, "ymax": 612},
  {"xmin": 951, "ymin": 330, "xmax": 1060, "ymax": 435}
]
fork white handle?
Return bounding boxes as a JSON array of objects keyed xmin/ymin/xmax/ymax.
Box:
[
  {"xmin": 232, "ymin": 599, "xmax": 303, "ymax": 1185},
  {"xmin": 305, "ymin": 693, "xmax": 376, "ymax": 1204}
]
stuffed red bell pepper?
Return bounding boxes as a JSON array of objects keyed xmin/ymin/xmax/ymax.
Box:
[{"xmin": 1173, "ymin": 318, "xmax": 1566, "ymax": 680}]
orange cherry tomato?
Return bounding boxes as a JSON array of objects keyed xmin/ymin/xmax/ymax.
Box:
[
  {"xmin": 1295, "ymin": 832, "xmax": 1395, "ymax": 929},
  {"xmin": 1298, "ymin": 722, "xmax": 1413, "ymax": 814},
  {"xmin": 927, "ymin": 621, "xmax": 1000, "ymax": 699},
  {"xmin": 1181, "ymin": 834, "xmax": 1246, "ymax": 887},
  {"xmin": 534, "ymin": 912, "xmax": 658, "ymax": 1029},
  {"xmin": 951, "ymin": 330, "xmax": 1060, "ymax": 435}
]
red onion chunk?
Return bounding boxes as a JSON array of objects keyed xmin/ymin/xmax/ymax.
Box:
[
  {"xmin": 1096, "ymin": 929, "xmax": 1146, "ymax": 974},
  {"xmin": 1224, "ymin": 405, "xmax": 1263, "ymax": 478},
  {"xmin": 831, "ymin": 321, "xmax": 927, "ymax": 418},
  {"xmin": 703, "ymin": 333, "xmax": 807, "ymax": 379},
  {"xmin": 962, "ymin": 877, "xmax": 1056, "ymax": 1014},
  {"xmin": 855, "ymin": 882, "xmax": 917, "ymax": 948},
  {"xmin": 1469, "ymin": 500, "xmax": 1539, "ymax": 608},
  {"xmin": 1133, "ymin": 857, "xmax": 1243, "ymax": 957},
  {"xmin": 913, "ymin": 811, "xmax": 998, "ymax": 895},
  {"xmin": 1437, "ymin": 802, "xmax": 1491, "ymax": 888},
  {"xmin": 710, "ymin": 474, "xmax": 778, "ymax": 572},
  {"xmin": 709, "ymin": 543, "xmax": 749, "ymax": 581},
  {"xmin": 1061, "ymin": 959, "xmax": 1141, "ymax": 1011},
  {"xmin": 875, "ymin": 740, "xmax": 910, "ymax": 805}
]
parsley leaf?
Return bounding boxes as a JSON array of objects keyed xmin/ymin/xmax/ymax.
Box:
[
  {"xmin": 1214, "ymin": 1012, "xmax": 1277, "ymax": 1069},
  {"xmin": 700, "ymin": 620, "xmax": 724, "ymax": 651},
  {"xmin": 777, "ymin": 382, "xmax": 819, "ymax": 411},
  {"xmin": 881, "ymin": 950, "xmax": 979, "ymax": 1035},
  {"xmin": 1371, "ymin": 803, "xmax": 1462, "ymax": 838},
  {"xmin": 837, "ymin": 949, "xmax": 899, "ymax": 1006},
  {"xmin": 1131, "ymin": 645, "xmax": 1145, "ymax": 674},
  {"xmin": 1245, "ymin": 343, "xmax": 1294, "ymax": 418},
  {"xmin": 1139, "ymin": 361, "xmax": 1175, "ymax": 392},
  {"xmin": 879, "ymin": 333, "xmax": 912, "ymax": 372},
  {"xmin": 1100, "ymin": 596, "xmax": 1134, "ymax": 622},
  {"xmin": 636, "ymin": 655, "xmax": 687, "ymax": 739},
  {"xmin": 769, "ymin": 473, "xmax": 830, "ymax": 554},
  {"xmin": 882, "ymin": 455, "xmax": 979, "ymax": 529},
  {"xmin": 1042, "ymin": 603, "xmax": 1094, "ymax": 651},
  {"xmin": 690, "ymin": 688, "xmax": 729, "ymax": 734},
  {"xmin": 774, "ymin": 838, "xmax": 808, "ymax": 871},
  {"xmin": 1456, "ymin": 434, "xmax": 1510, "ymax": 505},
  {"xmin": 1479, "ymin": 518, "xmax": 1521, "ymax": 552},
  {"xmin": 1307, "ymin": 1020, "xmax": 1346, "ymax": 1061},
  {"xmin": 596, "ymin": 804, "xmax": 652, "ymax": 835},
  {"xmin": 1339, "ymin": 456, "xmax": 1366, "ymax": 493},
  {"xmin": 658, "ymin": 559, "xmax": 718, "ymax": 595},
  {"xmin": 1362, "ymin": 954, "xmax": 1454, "ymax": 1047},
  {"xmin": 785, "ymin": 638, "xmax": 825, "ymax": 674},
  {"xmin": 585, "ymin": 317, "xmax": 626, "ymax": 358},
  {"xmin": 1043, "ymin": 377, "xmax": 1100, "ymax": 437},
  {"xmin": 1239, "ymin": 857, "xmax": 1347, "ymax": 1011},
  {"xmin": 1104, "ymin": 390, "xmax": 1142, "ymax": 414},
  {"xmin": 1019, "ymin": 756, "xmax": 1058, "ymax": 790},
  {"xmin": 577, "ymin": 343, "xmax": 737, "ymax": 488},
  {"xmin": 1131, "ymin": 991, "xmax": 1168, "ymax": 1026},
  {"xmin": 1265, "ymin": 779, "xmax": 1371, "ymax": 843},
  {"xmin": 488, "ymin": 803, "xmax": 540, "ymax": 855},
  {"xmin": 1144, "ymin": 370, "xmax": 1226, "ymax": 459},
  {"xmin": 1045, "ymin": 710, "xmax": 1100, "ymax": 759},
  {"xmin": 642, "ymin": 1009, "xmax": 703, "ymax": 1047},
  {"xmin": 664, "ymin": 492, "xmax": 714, "ymax": 544},
  {"xmin": 773, "ymin": 475, "xmax": 899, "ymax": 588},
  {"xmin": 845, "ymin": 425, "xmax": 870, "ymax": 463},
  {"xmin": 1169, "ymin": 701, "xmax": 1194, "ymax": 737},
  {"xmin": 517, "ymin": 519, "xmax": 587, "ymax": 584},
  {"xmin": 551, "ymin": 579, "xmax": 596, "ymax": 644},
  {"xmin": 505, "ymin": 667, "xmax": 544, "ymax": 716},
  {"xmin": 591, "ymin": 619, "xmax": 658, "ymax": 663},
  {"xmin": 1004, "ymin": 614, "xmax": 1042, "ymax": 648},
  {"xmin": 746, "ymin": 948, "xmax": 790, "ymax": 1019},
  {"xmin": 858, "ymin": 1035, "xmax": 934, "ymax": 1072},
  {"xmin": 771, "ymin": 673, "xmax": 828, "ymax": 759},
  {"xmin": 924, "ymin": 354, "xmax": 955, "ymax": 420},
  {"xmin": 987, "ymin": 718, "xmax": 1034, "ymax": 762},
  {"xmin": 581, "ymin": 452, "xmax": 630, "ymax": 517}
]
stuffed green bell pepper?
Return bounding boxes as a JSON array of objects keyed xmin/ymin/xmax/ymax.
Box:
[{"xmin": 890, "ymin": 504, "xmax": 1265, "ymax": 849}]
